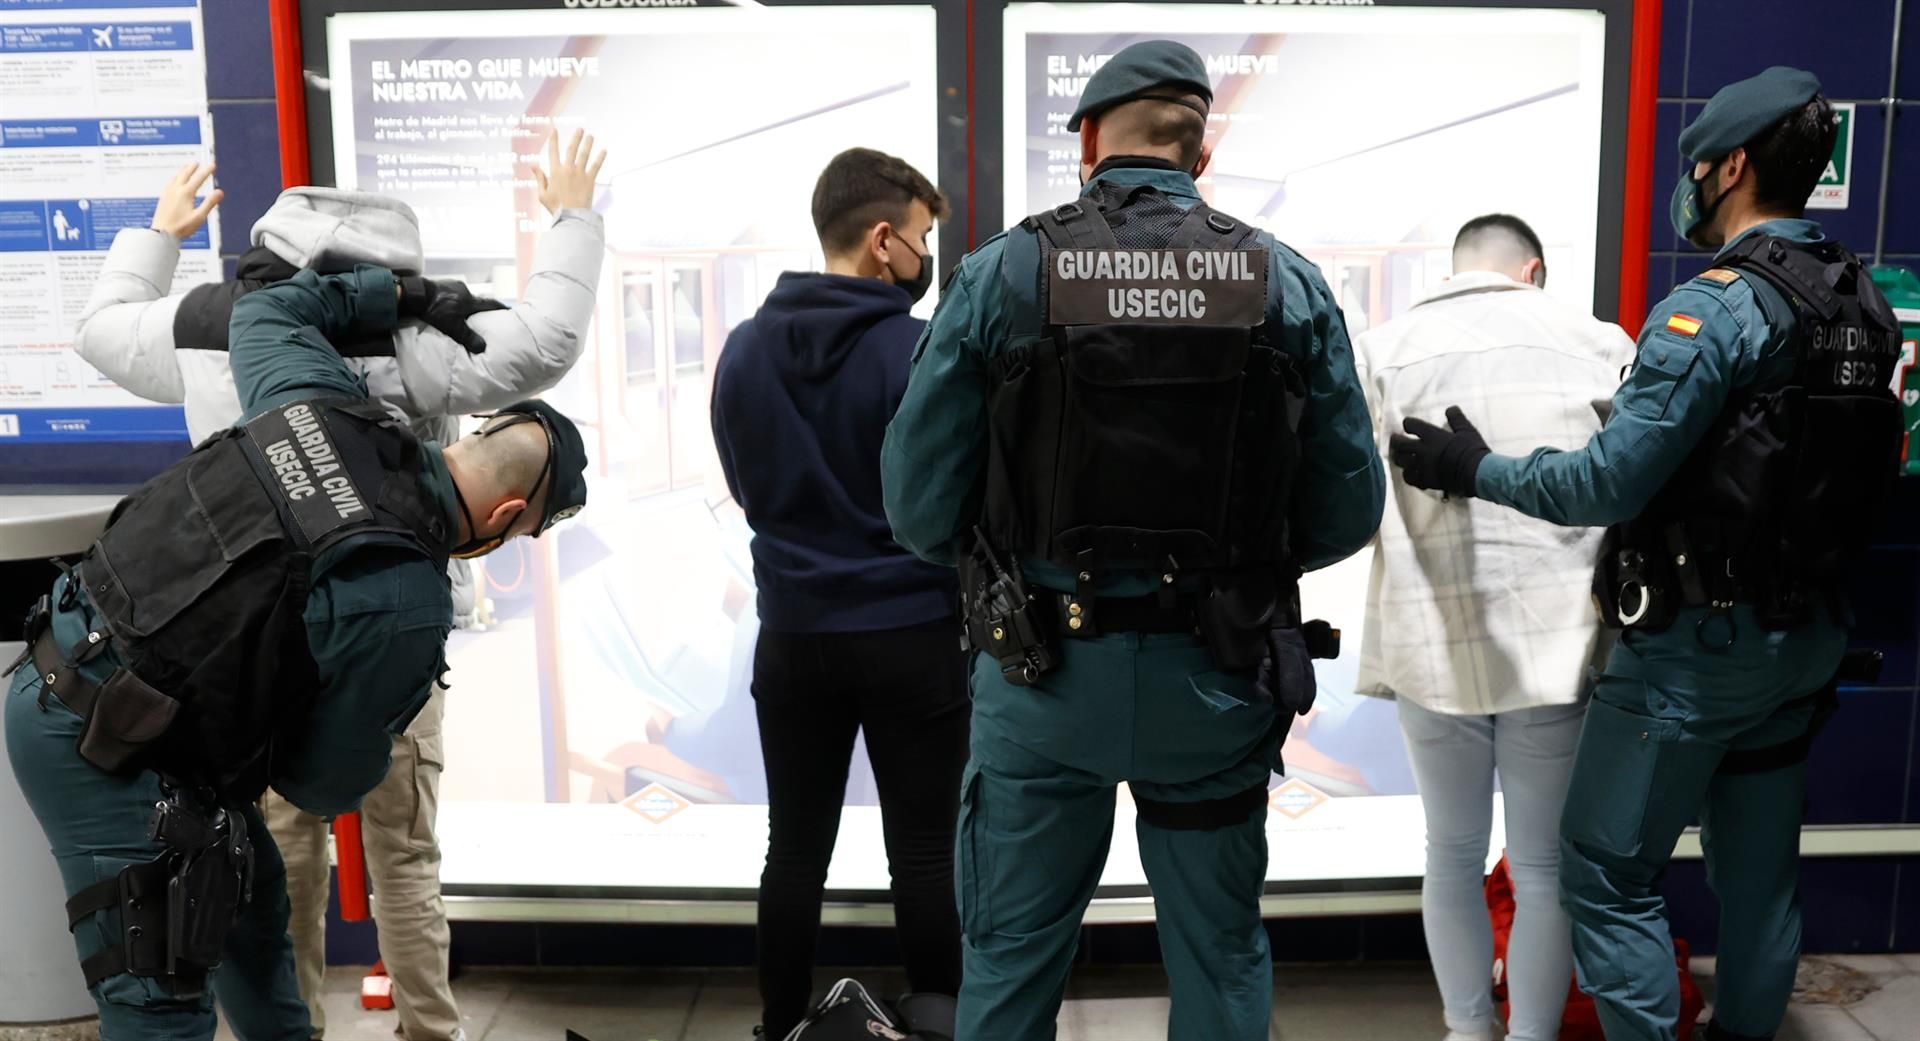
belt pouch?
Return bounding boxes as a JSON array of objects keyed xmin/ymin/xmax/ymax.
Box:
[{"xmin": 77, "ymin": 668, "xmax": 180, "ymax": 773}]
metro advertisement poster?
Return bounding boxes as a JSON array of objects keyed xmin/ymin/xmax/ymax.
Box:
[{"xmin": 319, "ymin": 3, "xmax": 1610, "ymax": 897}]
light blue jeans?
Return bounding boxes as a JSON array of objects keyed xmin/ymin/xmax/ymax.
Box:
[{"xmin": 1397, "ymin": 697, "xmax": 1585, "ymax": 1041}]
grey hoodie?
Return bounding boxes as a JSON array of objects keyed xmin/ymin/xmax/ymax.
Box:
[
  {"xmin": 72, "ymin": 187, "xmax": 608, "ymax": 618},
  {"xmin": 251, "ymin": 187, "xmax": 426, "ymax": 274}
]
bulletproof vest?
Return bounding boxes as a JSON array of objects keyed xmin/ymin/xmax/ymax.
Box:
[
  {"xmin": 1606, "ymin": 235, "xmax": 1902, "ymax": 631},
  {"xmin": 77, "ymin": 397, "xmax": 450, "ymax": 792},
  {"xmin": 983, "ymin": 181, "xmax": 1305, "ymax": 584}
]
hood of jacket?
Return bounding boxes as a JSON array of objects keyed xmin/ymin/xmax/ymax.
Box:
[
  {"xmin": 251, "ymin": 187, "xmax": 425, "ymax": 274},
  {"xmin": 752, "ymin": 272, "xmax": 915, "ymax": 382}
]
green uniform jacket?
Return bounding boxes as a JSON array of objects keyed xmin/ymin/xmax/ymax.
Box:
[
  {"xmin": 50, "ymin": 266, "xmax": 457, "ymax": 815},
  {"xmin": 881, "ymin": 166, "xmax": 1385, "ymax": 592},
  {"xmin": 1476, "ymin": 219, "xmax": 1848, "ymax": 681}
]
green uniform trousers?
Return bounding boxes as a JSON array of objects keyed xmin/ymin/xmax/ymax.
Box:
[
  {"xmin": 6, "ymin": 664, "xmax": 311, "ymax": 1041},
  {"xmin": 956, "ymin": 632, "xmax": 1281, "ymax": 1041},
  {"xmin": 1559, "ymin": 606, "xmax": 1844, "ymax": 1041}
]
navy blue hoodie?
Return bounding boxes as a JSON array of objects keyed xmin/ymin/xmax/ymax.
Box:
[{"xmin": 711, "ymin": 272, "xmax": 956, "ymax": 633}]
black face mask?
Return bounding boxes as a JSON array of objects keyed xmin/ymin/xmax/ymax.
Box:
[
  {"xmin": 449, "ymin": 483, "xmax": 523, "ymax": 560},
  {"xmin": 1672, "ymin": 156, "xmax": 1732, "ymax": 250},
  {"xmin": 892, "ymin": 235, "xmax": 933, "ymax": 304}
]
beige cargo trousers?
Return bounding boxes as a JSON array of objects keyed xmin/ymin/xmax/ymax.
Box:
[{"xmin": 261, "ymin": 685, "xmax": 461, "ymax": 1040}]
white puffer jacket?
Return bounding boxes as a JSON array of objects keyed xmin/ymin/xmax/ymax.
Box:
[{"xmin": 72, "ymin": 187, "xmax": 607, "ymax": 619}]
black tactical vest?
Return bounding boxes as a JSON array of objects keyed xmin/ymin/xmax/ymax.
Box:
[
  {"xmin": 77, "ymin": 397, "xmax": 450, "ymax": 792},
  {"xmin": 1599, "ymin": 236, "xmax": 1902, "ymax": 633},
  {"xmin": 984, "ymin": 182, "xmax": 1305, "ymax": 584}
]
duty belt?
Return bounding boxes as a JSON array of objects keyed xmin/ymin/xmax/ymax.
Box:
[
  {"xmin": 9, "ymin": 592, "xmax": 181, "ymax": 776},
  {"xmin": 18, "ymin": 596, "xmax": 111, "ymax": 718},
  {"xmin": 1057, "ymin": 591, "xmax": 1206, "ymax": 637}
]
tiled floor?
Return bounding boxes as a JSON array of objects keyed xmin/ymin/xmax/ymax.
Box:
[{"xmin": 207, "ymin": 956, "xmax": 1920, "ymax": 1041}]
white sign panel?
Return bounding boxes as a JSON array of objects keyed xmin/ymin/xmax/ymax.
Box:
[{"xmin": 0, "ymin": 0, "xmax": 215, "ymax": 446}]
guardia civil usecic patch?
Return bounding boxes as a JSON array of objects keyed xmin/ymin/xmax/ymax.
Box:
[
  {"xmin": 246, "ymin": 401, "xmax": 371, "ymax": 545},
  {"xmin": 1048, "ymin": 247, "xmax": 1267, "ymax": 327}
]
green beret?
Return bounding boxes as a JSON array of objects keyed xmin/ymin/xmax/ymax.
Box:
[
  {"xmin": 1068, "ymin": 40, "xmax": 1213, "ymax": 132},
  {"xmin": 1679, "ymin": 66, "xmax": 1822, "ymax": 161}
]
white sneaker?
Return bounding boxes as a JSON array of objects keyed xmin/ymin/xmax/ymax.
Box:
[{"xmin": 1443, "ymin": 1032, "xmax": 1495, "ymax": 1041}]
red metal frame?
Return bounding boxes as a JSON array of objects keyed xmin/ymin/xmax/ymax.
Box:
[
  {"xmin": 266, "ymin": 0, "xmax": 1661, "ymax": 299},
  {"xmin": 1617, "ymin": 0, "xmax": 1663, "ymax": 334},
  {"xmin": 264, "ymin": 0, "xmax": 1664, "ymax": 924},
  {"xmin": 269, "ymin": 0, "xmax": 312, "ymax": 190},
  {"xmin": 332, "ymin": 802, "xmax": 371, "ymax": 922}
]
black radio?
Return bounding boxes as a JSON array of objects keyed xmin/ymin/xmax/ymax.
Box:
[{"xmin": 960, "ymin": 529, "xmax": 1056, "ymax": 686}]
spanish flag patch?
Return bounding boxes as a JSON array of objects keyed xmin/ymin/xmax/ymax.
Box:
[{"xmin": 1666, "ymin": 314, "xmax": 1703, "ymax": 338}]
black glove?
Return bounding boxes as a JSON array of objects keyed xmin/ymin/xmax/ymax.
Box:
[
  {"xmin": 398, "ymin": 276, "xmax": 509, "ymax": 354},
  {"xmin": 1258, "ymin": 626, "xmax": 1318, "ymax": 717},
  {"xmin": 1257, "ymin": 624, "xmax": 1318, "ymax": 774},
  {"xmin": 1388, "ymin": 406, "xmax": 1490, "ymax": 500}
]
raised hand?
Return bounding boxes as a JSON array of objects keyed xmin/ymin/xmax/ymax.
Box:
[
  {"xmin": 531, "ymin": 128, "xmax": 607, "ymax": 215},
  {"xmin": 150, "ymin": 162, "xmax": 223, "ymax": 241}
]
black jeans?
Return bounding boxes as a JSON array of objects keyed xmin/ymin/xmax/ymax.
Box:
[{"xmin": 752, "ymin": 618, "xmax": 970, "ymax": 1039}]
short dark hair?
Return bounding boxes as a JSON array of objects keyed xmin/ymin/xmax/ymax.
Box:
[
  {"xmin": 1743, "ymin": 96, "xmax": 1838, "ymax": 214},
  {"xmin": 1453, "ymin": 213, "xmax": 1545, "ymax": 263},
  {"xmin": 1098, "ymin": 96, "xmax": 1207, "ymax": 170},
  {"xmin": 811, "ymin": 148, "xmax": 948, "ymax": 256}
]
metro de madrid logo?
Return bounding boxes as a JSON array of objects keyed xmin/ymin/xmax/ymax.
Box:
[
  {"xmin": 620, "ymin": 782, "xmax": 691, "ymax": 824},
  {"xmin": 1269, "ymin": 777, "xmax": 1330, "ymax": 819}
]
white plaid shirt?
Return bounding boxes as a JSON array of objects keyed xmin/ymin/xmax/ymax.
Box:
[{"xmin": 1353, "ymin": 270, "xmax": 1634, "ymax": 715}]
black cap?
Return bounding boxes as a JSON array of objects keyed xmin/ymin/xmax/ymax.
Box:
[
  {"xmin": 488, "ymin": 399, "xmax": 587, "ymax": 535},
  {"xmin": 1068, "ymin": 40, "xmax": 1214, "ymax": 132}
]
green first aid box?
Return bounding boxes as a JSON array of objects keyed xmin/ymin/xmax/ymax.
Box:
[{"xmin": 1872, "ymin": 265, "xmax": 1920, "ymax": 477}]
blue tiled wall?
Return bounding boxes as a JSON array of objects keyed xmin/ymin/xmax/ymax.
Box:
[
  {"xmin": 1652, "ymin": 1, "xmax": 1920, "ymax": 279},
  {"xmin": 200, "ymin": 0, "xmax": 1920, "ymax": 963},
  {"xmin": 1650, "ymin": 0, "xmax": 1920, "ymax": 955},
  {"xmin": 202, "ymin": 0, "xmax": 279, "ymax": 267}
]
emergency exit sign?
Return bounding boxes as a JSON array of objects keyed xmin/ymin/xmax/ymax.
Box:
[{"xmin": 1808, "ymin": 102, "xmax": 1855, "ymax": 209}]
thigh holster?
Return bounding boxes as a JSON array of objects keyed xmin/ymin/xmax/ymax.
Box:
[
  {"xmin": 1716, "ymin": 650, "xmax": 1879, "ymax": 776},
  {"xmin": 1133, "ymin": 782, "xmax": 1270, "ymax": 832},
  {"xmin": 62, "ymin": 789, "xmax": 254, "ymax": 996}
]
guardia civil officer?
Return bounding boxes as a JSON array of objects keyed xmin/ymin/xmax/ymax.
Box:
[
  {"xmin": 881, "ymin": 41, "xmax": 1383, "ymax": 1040},
  {"xmin": 1389, "ymin": 68, "xmax": 1901, "ymax": 1041},
  {"xmin": 4, "ymin": 265, "xmax": 588, "ymax": 1040},
  {"xmin": 76, "ymin": 132, "xmax": 606, "ymax": 1041}
]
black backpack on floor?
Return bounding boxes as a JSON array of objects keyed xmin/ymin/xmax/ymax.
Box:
[{"xmin": 782, "ymin": 979, "xmax": 956, "ymax": 1041}]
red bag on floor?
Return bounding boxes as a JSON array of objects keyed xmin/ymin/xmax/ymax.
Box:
[{"xmin": 1485, "ymin": 853, "xmax": 1706, "ymax": 1040}]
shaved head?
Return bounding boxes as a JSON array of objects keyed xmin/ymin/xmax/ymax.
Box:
[
  {"xmin": 1452, "ymin": 213, "xmax": 1548, "ymax": 287},
  {"xmin": 443, "ymin": 417, "xmax": 554, "ymax": 544},
  {"xmin": 473, "ymin": 418, "xmax": 549, "ymax": 499},
  {"xmin": 1089, "ymin": 95, "xmax": 1208, "ymax": 170}
]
